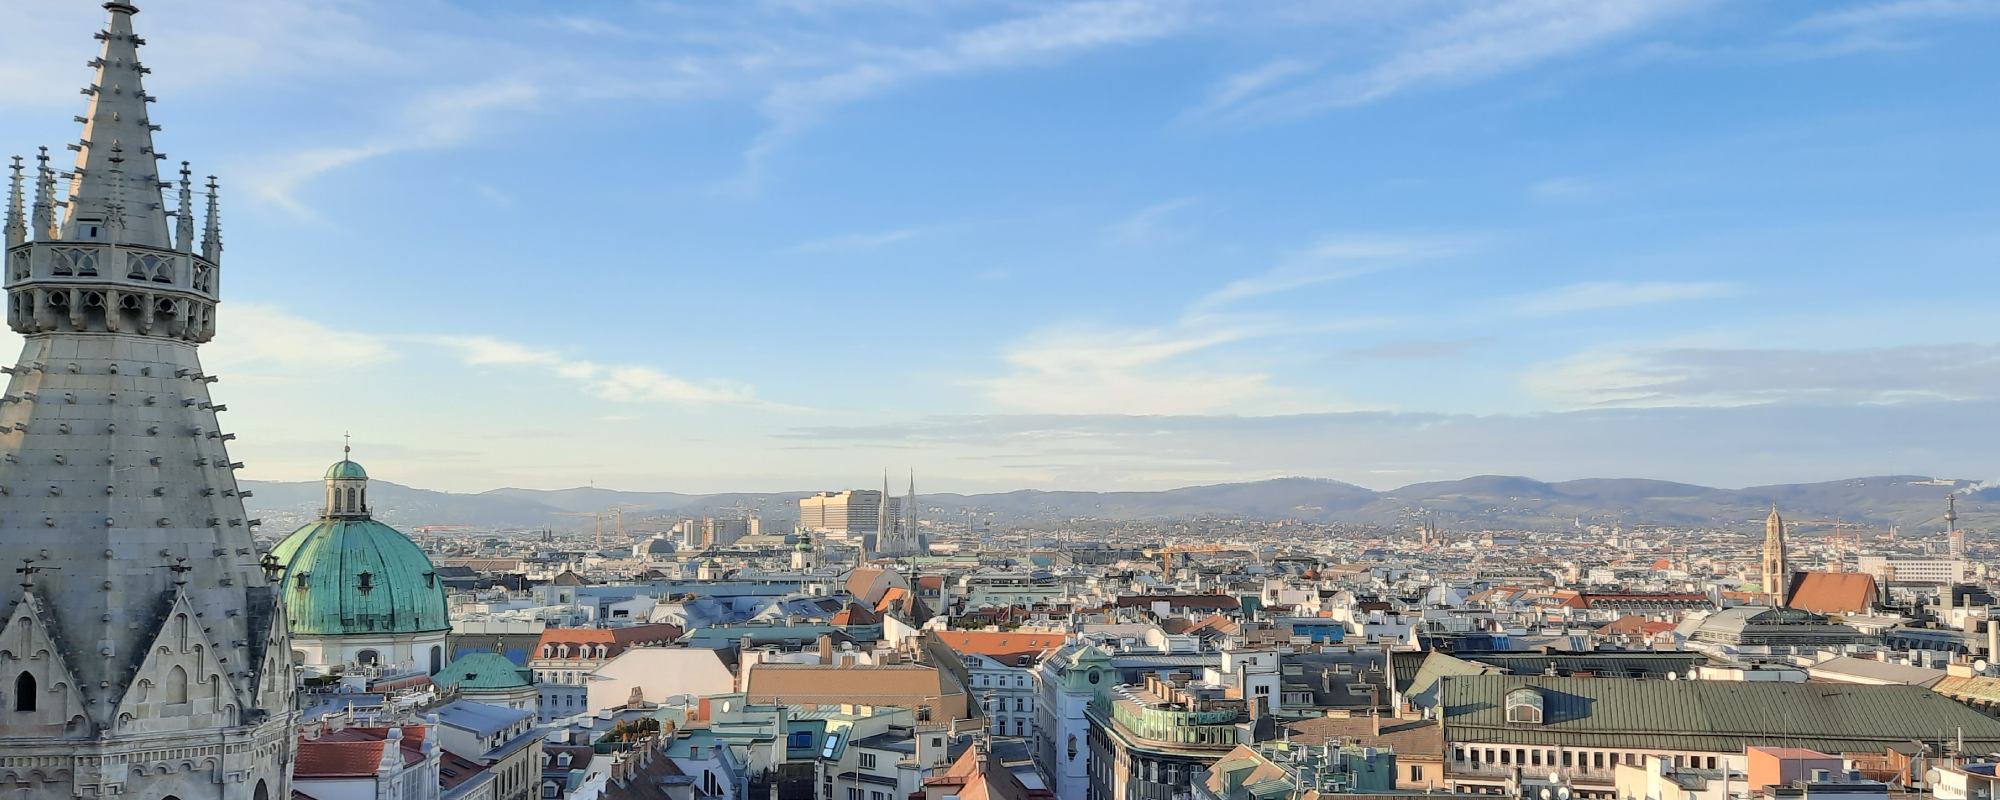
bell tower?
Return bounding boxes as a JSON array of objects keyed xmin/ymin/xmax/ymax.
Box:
[
  {"xmin": 0, "ymin": 4, "xmax": 295, "ymax": 797},
  {"xmin": 1762, "ymin": 506, "xmax": 1789, "ymax": 604}
]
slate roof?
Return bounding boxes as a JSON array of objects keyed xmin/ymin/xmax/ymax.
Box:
[
  {"xmin": 435, "ymin": 699, "xmax": 533, "ymax": 738},
  {"xmin": 1439, "ymin": 675, "xmax": 2000, "ymax": 753},
  {"xmin": 1461, "ymin": 652, "xmax": 1704, "ymax": 679}
]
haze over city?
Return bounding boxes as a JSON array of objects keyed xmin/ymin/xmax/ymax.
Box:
[{"xmin": 0, "ymin": 0, "xmax": 1994, "ymax": 494}]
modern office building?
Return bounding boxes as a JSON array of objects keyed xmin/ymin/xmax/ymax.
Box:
[{"xmin": 800, "ymin": 490, "xmax": 902, "ymax": 536}]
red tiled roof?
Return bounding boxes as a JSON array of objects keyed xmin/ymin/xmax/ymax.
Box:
[
  {"xmin": 534, "ymin": 624, "xmax": 684, "ymax": 660},
  {"xmin": 295, "ymin": 726, "xmax": 427, "ymax": 778},
  {"xmin": 831, "ymin": 602, "xmax": 880, "ymax": 625},
  {"xmin": 930, "ymin": 631, "xmax": 1066, "ymax": 663},
  {"xmin": 1786, "ymin": 572, "xmax": 1878, "ymax": 615},
  {"xmin": 438, "ymin": 749, "xmax": 490, "ymax": 790}
]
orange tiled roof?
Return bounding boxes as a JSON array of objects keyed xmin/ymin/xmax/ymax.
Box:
[
  {"xmin": 295, "ymin": 726, "xmax": 427, "ymax": 778},
  {"xmin": 534, "ymin": 624, "xmax": 684, "ymax": 660},
  {"xmin": 1786, "ymin": 572, "xmax": 1878, "ymax": 615},
  {"xmin": 930, "ymin": 630, "xmax": 1066, "ymax": 662}
]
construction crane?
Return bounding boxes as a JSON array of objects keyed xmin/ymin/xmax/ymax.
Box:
[
  {"xmin": 1781, "ymin": 517, "xmax": 1886, "ymax": 571},
  {"xmin": 557, "ymin": 505, "xmax": 650, "ymax": 550},
  {"xmin": 555, "ymin": 511, "xmax": 609, "ymax": 549}
]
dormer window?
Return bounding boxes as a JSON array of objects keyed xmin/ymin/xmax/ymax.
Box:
[{"xmin": 1504, "ymin": 687, "xmax": 1545, "ymax": 724}]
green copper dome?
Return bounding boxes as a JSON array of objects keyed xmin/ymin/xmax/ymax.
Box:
[
  {"xmin": 269, "ymin": 517, "xmax": 449, "ymax": 637},
  {"xmin": 325, "ymin": 459, "xmax": 368, "ymax": 480},
  {"xmin": 433, "ymin": 652, "xmax": 533, "ymax": 691}
]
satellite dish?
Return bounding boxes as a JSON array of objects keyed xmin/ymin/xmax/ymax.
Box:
[
  {"xmin": 1976, "ymin": 659, "xmax": 1991, "ymax": 673},
  {"xmin": 1540, "ymin": 789, "xmax": 1552, "ymax": 800},
  {"xmin": 1550, "ymin": 772, "xmax": 1562, "ymax": 785},
  {"xmin": 1558, "ymin": 788, "xmax": 1573, "ymax": 800},
  {"xmin": 1667, "ymin": 672, "xmax": 1679, "ymax": 681}
]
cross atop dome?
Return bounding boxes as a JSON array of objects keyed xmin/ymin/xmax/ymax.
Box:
[{"xmin": 324, "ymin": 437, "xmax": 371, "ymax": 518}]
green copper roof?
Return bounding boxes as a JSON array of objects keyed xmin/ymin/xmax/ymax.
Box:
[
  {"xmin": 270, "ymin": 518, "xmax": 449, "ymax": 636},
  {"xmin": 434, "ymin": 652, "xmax": 534, "ymax": 691},
  {"xmin": 325, "ymin": 459, "xmax": 368, "ymax": 480}
]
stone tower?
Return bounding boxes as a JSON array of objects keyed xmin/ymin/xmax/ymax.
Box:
[
  {"xmin": 1762, "ymin": 506, "xmax": 1788, "ymax": 604},
  {"xmin": 0, "ymin": 3, "xmax": 296, "ymax": 797}
]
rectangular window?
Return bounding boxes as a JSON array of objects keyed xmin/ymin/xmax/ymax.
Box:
[
  {"xmin": 1411, "ymin": 766, "xmax": 1422, "ymax": 781},
  {"xmin": 1562, "ymin": 752, "xmax": 1572, "ymax": 768},
  {"xmin": 860, "ymin": 753, "xmax": 877, "ymax": 769}
]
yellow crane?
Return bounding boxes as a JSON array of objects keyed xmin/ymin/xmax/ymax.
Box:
[{"xmin": 557, "ymin": 505, "xmax": 650, "ymax": 549}]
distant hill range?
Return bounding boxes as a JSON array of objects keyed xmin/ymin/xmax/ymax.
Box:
[{"xmin": 241, "ymin": 474, "xmax": 1996, "ymax": 534}]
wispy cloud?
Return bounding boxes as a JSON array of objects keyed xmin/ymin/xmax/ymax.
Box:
[
  {"xmin": 742, "ymin": 0, "xmax": 1199, "ymax": 185},
  {"xmin": 1105, "ymin": 197, "xmax": 1199, "ymax": 245},
  {"xmin": 1342, "ymin": 338, "xmax": 1489, "ymax": 361},
  {"xmin": 1505, "ymin": 280, "xmax": 1737, "ymax": 317},
  {"xmin": 786, "ymin": 227, "xmax": 928, "ymax": 254},
  {"xmin": 427, "ymin": 335, "xmax": 779, "ymax": 408},
  {"xmin": 1792, "ymin": 0, "xmax": 2000, "ymax": 31},
  {"xmin": 202, "ymin": 303, "xmax": 396, "ymax": 371},
  {"xmin": 1199, "ymin": 234, "xmax": 1466, "ymax": 309},
  {"xmin": 786, "ymin": 400, "xmax": 2000, "ymax": 491},
  {"xmin": 1192, "ymin": 0, "xmax": 1701, "ymax": 124},
  {"xmin": 240, "ymin": 79, "xmax": 542, "ymax": 217},
  {"xmin": 1524, "ymin": 343, "xmax": 2000, "ymax": 408},
  {"xmin": 974, "ymin": 322, "xmax": 1278, "ymax": 415}
]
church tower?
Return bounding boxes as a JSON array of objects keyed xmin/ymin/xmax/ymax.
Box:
[
  {"xmin": 0, "ymin": 4, "xmax": 295, "ymax": 797},
  {"xmin": 1762, "ymin": 506, "xmax": 1789, "ymax": 604}
]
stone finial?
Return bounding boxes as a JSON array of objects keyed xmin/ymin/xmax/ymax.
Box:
[
  {"xmin": 174, "ymin": 160, "xmax": 193, "ymax": 253},
  {"xmin": 32, "ymin": 147, "xmax": 55, "ymax": 240},
  {"xmin": 5, "ymin": 155, "xmax": 24, "ymax": 247},
  {"xmin": 200, "ymin": 174, "xmax": 221, "ymax": 263}
]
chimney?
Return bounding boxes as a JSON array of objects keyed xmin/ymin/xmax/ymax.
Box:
[
  {"xmin": 1370, "ymin": 686, "xmax": 1382, "ymax": 736},
  {"xmin": 818, "ymin": 635, "xmax": 834, "ymax": 664}
]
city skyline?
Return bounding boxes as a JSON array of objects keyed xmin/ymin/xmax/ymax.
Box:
[{"xmin": 0, "ymin": 0, "xmax": 1994, "ymax": 493}]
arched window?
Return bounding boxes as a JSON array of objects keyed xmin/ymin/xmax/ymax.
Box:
[
  {"xmin": 1504, "ymin": 688, "xmax": 1544, "ymax": 724},
  {"xmin": 14, "ymin": 672, "xmax": 34, "ymax": 711},
  {"xmin": 163, "ymin": 666, "xmax": 189, "ymax": 704},
  {"xmin": 345, "ymin": 487, "xmax": 357, "ymax": 512},
  {"xmin": 356, "ymin": 649, "xmax": 379, "ymax": 666},
  {"xmin": 431, "ymin": 646, "xmax": 444, "ymax": 675}
]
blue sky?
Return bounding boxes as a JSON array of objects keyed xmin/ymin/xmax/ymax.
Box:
[{"xmin": 1, "ymin": 0, "xmax": 1996, "ymax": 493}]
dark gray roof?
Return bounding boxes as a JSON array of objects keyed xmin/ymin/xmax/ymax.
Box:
[
  {"xmin": 1461, "ymin": 652, "xmax": 1705, "ymax": 679},
  {"xmin": 1440, "ymin": 675, "xmax": 2000, "ymax": 753}
]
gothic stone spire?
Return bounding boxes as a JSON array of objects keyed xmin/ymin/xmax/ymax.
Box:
[{"xmin": 62, "ymin": 1, "xmax": 172, "ymax": 248}]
